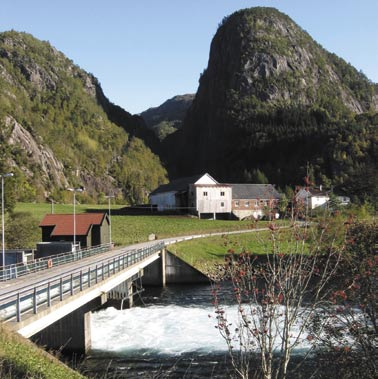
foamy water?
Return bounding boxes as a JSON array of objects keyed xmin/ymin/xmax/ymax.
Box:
[
  {"xmin": 85, "ymin": 285, "xmax": 368, "ymax": 379},
  {"xmin": 90, "ymin": 305, "xmax": 226, "ymax": 354},
  {"xmin": 90, "ymin": 304, "xmax": 316, "ymax": 355}
]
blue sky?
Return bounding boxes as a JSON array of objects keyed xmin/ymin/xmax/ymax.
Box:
[{"xmin": 2, "ymin": 0, "xmax": 377, "ymax": 114}]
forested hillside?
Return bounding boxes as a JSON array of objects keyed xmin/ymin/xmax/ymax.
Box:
[
  {"xmin": 0, "ymin": 31, "xmax": 167, "ymax": 205},
  {"xmin": 140, "ymin": 94, "xmax": 194, "ymax": 140},
  {"xmin": 1, "ymin": 7, "xmax": 377, "ymax": 208},
  {"xmin": 163, "ymin": 7, "xmax": 377, "ymax": 204}
]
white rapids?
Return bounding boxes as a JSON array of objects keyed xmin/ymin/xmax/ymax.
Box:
[
  {"xmin": 90, "ymin": 305, "xmax": 226, "ymax": 354},
  {"xmin": 90, "ymin": 304, "xmax": 320, "ymax": 355}
]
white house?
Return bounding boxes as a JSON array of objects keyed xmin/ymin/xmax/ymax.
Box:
[
  {"xmin": 295, "ymin": 187, "xmax": 330, "ymax": 210},
  {"xmin": 150, "ymin": 173, "xmax": 284, "ymax": 219},
  {"xmin": 337, "ymin": 195, "xmax": 351, "ymax": 206},
  {"xmin": 149, "ymin": 173, "xmax": 232, "ymax": 218},
  {"xmin": 188, "ymin": 174, "xmax": 232, "ymax": 218}
]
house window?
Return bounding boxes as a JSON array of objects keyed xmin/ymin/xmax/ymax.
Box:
[
  {"xmin": 220, "ymin": 191, "xmax": 225, "ymax": 196},
  {"xmin": 245, "ymin": 201, "xmax": 250, "ymax": 207},
  {"xmin": 235, "ymin": 201, "xmax": 239, "ymax": 207},
  {"xmin": 221, "ymin": 202, "xmax": 225, "ymax": 207},
  {"xmin": 203, "ymin": 191, "xmax": 208, "ymax": 196}
]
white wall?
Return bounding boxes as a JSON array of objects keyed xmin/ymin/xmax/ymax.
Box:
[
  {"xmin": 296, "ymin": 189, "xmax": 329, "ymax": 209},
  {"xmin": 195, "ymin": 186, "xmax": 232, "ymax": 214},
  {"xmin": 232, "ymin": 209, "xmax": 263, "ymax": 220},
  {"xmin": 310, "ymin": 196, "xmax": 329, "ymax": 209}
]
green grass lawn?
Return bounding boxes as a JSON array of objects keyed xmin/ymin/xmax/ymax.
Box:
[
  {"xmin": 14, "ymin": 202, "xmax": 120, "ymax": 220},
  {"xmin": 14, "ymin": 202, "xmax": 268, "ymax": 247},
  {"xmin": 111, "ymin": 215, "xmax": 266, "ymax": 245}
]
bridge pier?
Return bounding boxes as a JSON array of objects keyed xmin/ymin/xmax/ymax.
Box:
[
  {"xmin": 106, "ymin": 275, "xmax": 141, "ymax": 309},
  {"xmin": 30, "ymin": 297, "xmax": 103, "ymax": 354}
]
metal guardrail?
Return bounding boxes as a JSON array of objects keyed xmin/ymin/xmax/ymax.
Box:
[
  {"xmin": 0, "ymin": 243, "xmax": 112, "ymax": 282},
  {"xmin": 0, "ymin": 242, "xmax": 164, "ymax": 323}
]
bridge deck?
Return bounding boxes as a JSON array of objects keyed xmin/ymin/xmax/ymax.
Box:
[{"xmin": 0, "ymin": 240, "xmax": 156, "ymax": 299}]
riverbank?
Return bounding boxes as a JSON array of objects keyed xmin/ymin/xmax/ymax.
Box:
[
  {"xmin": 168, "ymin": 225, "xmax": 295, "ymax": 275},
  {"xmin": 0, "ymin": 323, "xmax": 84, "ymax": 379}
]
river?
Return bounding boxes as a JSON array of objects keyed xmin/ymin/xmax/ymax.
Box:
[
  {"xmin": 81, "ymin": 284, "xmax": 236, "ymax": 378},
  {"xmin": 80, "ymin": 283, "xmax": 313, "ymax": 378},
  {"xmin": 79, "ymin": 283, "xmax": 363, "ymax": 378}
]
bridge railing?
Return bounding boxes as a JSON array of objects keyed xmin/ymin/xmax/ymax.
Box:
[
  {"xmin": 0, "ymin": 242, "xmax": 164, "ymax": 323},
  {"xmin": 0, "ymin": 243, "xmax": 112, "ymax": 282}
]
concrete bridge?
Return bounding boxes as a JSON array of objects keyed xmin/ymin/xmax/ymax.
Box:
[
  {"xmin": 0, "ymin": 234, "xmax": 216, "ymax": 352},
  {"xmin": 0, "ymin": 227, "xmax": 271, "ymax": 353}
]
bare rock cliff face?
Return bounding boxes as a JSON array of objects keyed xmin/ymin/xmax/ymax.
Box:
[{"xmin": 6, "ymin": 116, "xmax": 68, "ymax": 192}]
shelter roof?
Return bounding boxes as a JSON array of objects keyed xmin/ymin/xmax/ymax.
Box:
[{"xmin": 39, "ymin": 213, "xmax": 107, "ymax": 236}]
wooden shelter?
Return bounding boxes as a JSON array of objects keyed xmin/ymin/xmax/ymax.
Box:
[{"xmin": 39, "ymin": 213, "xmax": 110, "ymax": 249}]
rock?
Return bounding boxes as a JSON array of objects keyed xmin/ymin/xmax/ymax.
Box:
[
  {"xmin": 148, "ymin": 233, "xmax": 157, "ymax": 241},
  {"xmin": 6, "ymin": 116, "xmax": 68, "ymax": 189}
]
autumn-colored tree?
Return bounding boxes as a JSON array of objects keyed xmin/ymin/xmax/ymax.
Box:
[
  {"xmin": 310, "ymin": 221, "xmax": 377, "ymax": 378},
  {"xmin": 212, "ymin": 214, "xmax": 349, "ymax": 379}
]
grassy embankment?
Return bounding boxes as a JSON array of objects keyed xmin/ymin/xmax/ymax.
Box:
[
  {"xmin": 0, "ymin": 324, "xmax": 84, "ymax": 379},
  {"xmin": 169, "ymin": 226, "xmax": 301, "ymax": 274}
]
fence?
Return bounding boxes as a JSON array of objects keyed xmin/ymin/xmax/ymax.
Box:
[
  {"xmin": 0, "ymin": 242, "xmax": 164, "ymax": 323},
  {"xmin": 0, "ymin": 243, "xmax": 112, "ymax": 281}
]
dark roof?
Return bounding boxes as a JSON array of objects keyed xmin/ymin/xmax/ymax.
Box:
[
  {"xmin": 309, "ymin": 189, "xmax": 329, "ymax": 197},
  {"xmin": 194, "ymin": 184, "xmax": 231, "ymax": 187},
  {"xmin": 150, "ymin": 175, "xmax": 204, "ymax": 195},
  {"xmin": 296, "ymin": 187, "xmax": 330, "ymax": 197},
  {"xmin": 39, "ymin": 213, "xmax": 107, "ymax": 236},
  {"xmin": 232, "ymin": 184, "xmax": 281, "ymax": 200}
]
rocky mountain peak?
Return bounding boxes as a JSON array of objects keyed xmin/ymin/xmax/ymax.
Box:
[
  {"xmin": 163, "ymin": 7, "xmax": 377, "ymax": 199},
  {"xmin": 201, "ymin": 7, "xmax": 373, "ymax": 114}
]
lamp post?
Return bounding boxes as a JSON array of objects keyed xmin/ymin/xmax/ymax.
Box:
[
  {"xmin": 67, "ymin": 187, "xmax": 84, "ymax": 251},
  {"xmin": 1, "ymin": 173, "xmax": 13, "ymax": 268},
  {"xmin": 105, "ymin": 194, "xmax": 115, "ymax": 248}
]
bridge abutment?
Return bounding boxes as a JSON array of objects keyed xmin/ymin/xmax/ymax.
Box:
[
  {"xmin": 142, "ymin": 249, "xmax": 167, "ymax": 286},
  {"xmin": 30, "ymin": 297, "xmax": 102, "ymax": 354},
  {"xmin": 143, "ymin": 249, "xmax": 208, "ymax": 285}
]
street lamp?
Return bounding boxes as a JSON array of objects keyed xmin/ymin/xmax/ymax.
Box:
[
  {"xmin": 1, "ymin": 173, "xmax": 13, "ymax": 268},
  {"xmin": 66, "ymin": 187, "xmax": 84, "ymax": 251},
  {"xmin": 105, "ymin": 194, "xmax": 115, "ymax": 248}
]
